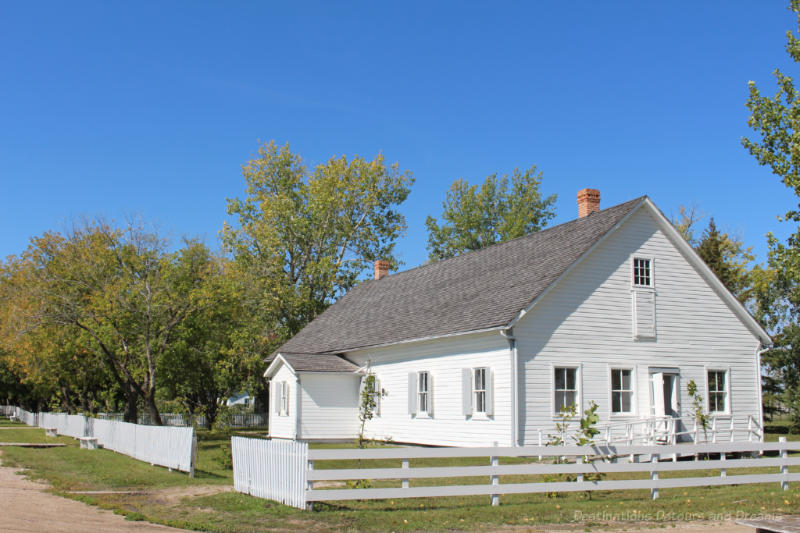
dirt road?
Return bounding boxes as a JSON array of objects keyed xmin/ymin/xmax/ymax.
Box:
[
  {"xmin": 0, "ymin": 461, "xmax": 187, "ymax": 533},
  {"xmin": 0, "ymin": 452, "xmax": 756, "ymax": 533}
]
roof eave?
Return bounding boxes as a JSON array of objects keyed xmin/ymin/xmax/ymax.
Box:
[
  {"xmin": 640, "ymin": 198, "xmax": 772, "ymax": 346},
  {"xmin": 263, "ymin": 354, "xmax": 296, "ymax": 379}
]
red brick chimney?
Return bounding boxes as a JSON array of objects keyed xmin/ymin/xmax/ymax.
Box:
[
  {"xmin": 577, "ymin": 188, "xmax": 601, "ymax": 218},
  {"xmin": 374, "ymin": 260, "xmax": 390, "ymax": 280}
]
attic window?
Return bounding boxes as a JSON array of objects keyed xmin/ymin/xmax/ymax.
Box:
[{"xmin": 633, "ymin": 258, "xmax": 652, "ymax": 287}]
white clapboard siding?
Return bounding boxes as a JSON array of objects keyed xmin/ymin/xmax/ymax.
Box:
[
  {"xmin": 231, "ymin": 436, "xmax": 307, "ymax": 509},
  {"xmin": 92, "ymin": 418, "xmax": 195, "ymax": 472},
  {"xmin": 515, "ymin": 208, "xmax": 762, "ymax": 444},
  {"xmin": 269, "ymin": 364, "xmax": 297, "ymax": 439},
  {"xmin": 298, "ymin": 373, "xmax": 360, "ymax": 440},
  {"xmin": 347, "ymin": 331, "xmax": 513, "ymax": 447}
]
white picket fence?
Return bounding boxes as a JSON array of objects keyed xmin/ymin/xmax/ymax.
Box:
[
  {"xmin": 232, "ymin": 437, "xmax": 800, "ymax": 510},
  {"xmin": 12, "ymin": 407, "xmax": 38, "ymax": 426},
  {"xmin": 92, "ymin": 418, "xmax": 196, "ymax": 473},
  {"xmin": 0, "ymin": 406, "xmax": 14, "ymax": 416},
  {"xmin": 5, "ymin": 407, "xmax": 196, "ymax": 475},
  {"xmin": 231, "ymin": 436, "xmax": 308, "ymax": 508},
  {"xmin": 38, "ymin": 412, "xmax": 90, "ymax": 438}
]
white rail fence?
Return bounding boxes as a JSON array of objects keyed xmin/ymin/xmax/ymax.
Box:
[
  {"xmin": 232, "ymin": 437, "xmax": 799, "ymax": 510},
  {"xmin": 0, "ymin": 406, "xmax": 14, "ymax": 416},
  {"xmin": 534, "ymin": 414, "xmax": 765, "ymax": 448},
  {"xmin": 231, "ymin": 436, "xmax": 307, "ymax": 508},
  {"xmin": 5, "ymin": 407, "xmax": 196, "ymax": 475}
]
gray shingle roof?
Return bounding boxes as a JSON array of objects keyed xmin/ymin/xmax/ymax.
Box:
[
  {"xmin": 281, "ymin": 353, "xmax": 360, "ymax": 372},
  {"xmin": 276, "ymin": 197, "xmax": 645, "ymax": 357}
]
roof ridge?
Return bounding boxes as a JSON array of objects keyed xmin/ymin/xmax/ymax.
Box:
[
  {"xmin": 275, "ymin": 194, "xmax": 648, "ymax": 356},
  {"xmin": 381, "ymin": 195, "xmax": 648, "ymax": 282}
]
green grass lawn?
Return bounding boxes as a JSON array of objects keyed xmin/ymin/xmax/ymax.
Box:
[{"xmin": 1, "ymin": 423, "xmax": 799, "ymax": 532}]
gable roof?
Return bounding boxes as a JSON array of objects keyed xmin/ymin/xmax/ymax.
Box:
[
  {"xmin": 264, "ymin": 353, "xmax": 360, "ymax": 378},
  {"xmin": 276, "ymin": 196, "xmax": 648, "ymax": 356}
]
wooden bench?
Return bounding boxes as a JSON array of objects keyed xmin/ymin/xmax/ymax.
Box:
[
  {"xmin": 78, "ymin": 437, "xmax": 99, "ymax": 450},
  {"xmin": 738, "ymin": 516, "xmax": 800, "ymax": 533},
  {"xmin": 44, "ymin": 428, "xmax": 57, "ymax": 438}
]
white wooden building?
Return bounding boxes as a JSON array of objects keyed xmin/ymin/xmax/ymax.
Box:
[{"xmin": 264, "ymin": 190, "xmax": 771, "ymax": 446}]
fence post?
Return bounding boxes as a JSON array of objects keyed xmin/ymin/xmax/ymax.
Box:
[
  {"xmin": 189, "ymin": 433, "xmax": 198, "ymax": 478},
  {"xmin": 576, "ymin": 456, "xmax": 584, "ymax": 484},
  {"xmin": 650, "ymin": 453, "xmax": 659, "ymax": 500},
  {"xmin": 780, "ymin": 436, "xmax": 789, "ymax": 491},
  {"xmin": 720, "ymin": 452, "xmax": 726, "ymax": 478},
  {"xmin": 402, "ymin": 458, "xmax": 409, "ymax": 489},
  {"xmin": 306, "ymin": 458, "xmax": 314, "ymax": 511},
  {"xmin": 490, "ymin": 455, "xmax": 499, "ymax": 506},
  {"xmin": 538, "ymin": 430, "xmax": 543, "ymax": 461}
]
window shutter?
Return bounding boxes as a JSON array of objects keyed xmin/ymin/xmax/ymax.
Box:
[
  {"xmin": 273, "ymin": 382, "xmax": 280, "ymax": 414},
  {"xmin": 408, "ymin": 372, "xmax": 417, "ymax": 415},
  {"xmin": 486, "ymin": 368, "xmax": 495, "ymax": 416},
  {"xmin": 633, "ymin": 290, "xmax": 656, "ymax": 338},
  {"xmin": 283, "ymin": 382, "xmax": 290, "ymax": 416},
  {"xmin": 428, "ymin": 374, "xmax": 434, "ymax": 417},
  {"xmin": 462, "ymin": 368, "xmax": 473, "ymax": 416}
]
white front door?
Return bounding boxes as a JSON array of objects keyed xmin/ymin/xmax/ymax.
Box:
[{"xmin": 651, "ymin": 372, "xmax": 679, "ymax": 417}]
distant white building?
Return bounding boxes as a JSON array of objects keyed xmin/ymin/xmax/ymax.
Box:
[
  {"xmin": 226, "ymin": 392, "xmax": 252, "ymax": 408},
  {"xmin": 264, "ymin": 190, "xmax": 770, "ymax": 446}
]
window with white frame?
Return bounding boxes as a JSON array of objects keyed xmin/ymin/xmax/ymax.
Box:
[
  {"xmin": 611, "ymin": 368, "xmax": 634, "ymax": 414},
  {"xmin": 418, "ymin": 371, "xmax": 430, "ymax": 414},
  {"xmin": 633, "ymin": 257, "xmax": 652, "ymax": 287},
  {"xmin": 473, "ymin": 368, "xmax": 487, "ymax": 414},
  {"xmin": 708, "ymin": 370, "xmax": 728, "ymax": 413},
  {"xmin": 554, "ymin": 367, "xmax": 578, "ymax": 413},
  {"xmin": 280, "ymin": 381, "xmax": 289, "ymax": 416}
]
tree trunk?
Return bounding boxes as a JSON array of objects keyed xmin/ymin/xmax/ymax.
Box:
[
  {"xmin": 144, "ymin": 389, "xmax": 162, "ymax": 426},
  {"xmin": 123, "ymin": 384, "xmax": 138, "ymax": 423},
  {"xmin": 204, "ymin": 398, "xmax": 219, "ymax": 430},
  {"xmin": 60, "ymin": 384, "xmax": 77, "ymax": 414}
]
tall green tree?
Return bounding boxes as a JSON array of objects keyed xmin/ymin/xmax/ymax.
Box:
[
  {"xmin": 4, "ymin": 220, "xmax": 224, "ymax": 424},
  {"xmin": 671, "ymin": 207, "xmax": 755, "ymax": 301},
  {"xmin": 425, "ymin": 166, "xmax": 556, "ymax": 261},
  {"xmin": 158, "ymin": 254, "xmax": 250, "ymax": 428},
  {"xmin": 695, "ymin": 218, "xmax": 755, "ymax": 301},
  {"xmin": 743, "ymin": 0, "xmax": 800, "ymax": 429},
  {"xmin": 222, "ymin": 141, "xmax": 414, "ymax": 355}
]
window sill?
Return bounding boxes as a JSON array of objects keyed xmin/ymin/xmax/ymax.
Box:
[
  {"xmin": 469, "ymin": 413, "xmax": 492, "ymax": 421},
  {"xmin": 413, "ymin": 413, "xmax": 432, "ymax": 419}
]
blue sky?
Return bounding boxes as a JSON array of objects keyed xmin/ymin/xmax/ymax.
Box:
[{"xmin": 1, "ymin": 1, "xmax": 798, "ymax": 270}]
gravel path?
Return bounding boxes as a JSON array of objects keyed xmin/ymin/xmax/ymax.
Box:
[{"xmin": 0, "ymin": 459, "xmax": 188, "ymax": 533}]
